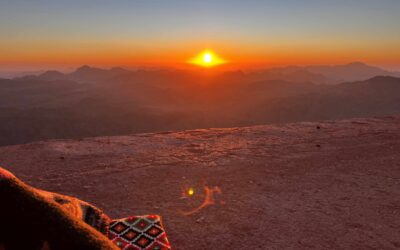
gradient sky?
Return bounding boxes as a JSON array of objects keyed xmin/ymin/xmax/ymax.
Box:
[{"xmin": 0, "ymin": 0, "xmax": 399, "ymax": 71}]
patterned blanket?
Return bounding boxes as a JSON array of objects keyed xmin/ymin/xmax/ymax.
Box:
[
  {"xmin": 108, "ymin": 216, "xmax": 171, "ymax": 250},
  {"xmin": 0, "ymin": 167, "xmax": 171, "ymax": 250}
]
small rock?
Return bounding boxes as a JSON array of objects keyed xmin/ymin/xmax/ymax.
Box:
[
  {"xmin": 208, "ymin": 161, "xmax": 217, "ymax": 167},
  {"xmin": 196, "ymin": 216, "xmax": 205, "ymax": 223}
]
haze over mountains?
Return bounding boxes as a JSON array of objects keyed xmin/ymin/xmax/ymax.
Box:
[{"xmin": 0, "ymin": 62, "xmax": 400, "ymax": 146}]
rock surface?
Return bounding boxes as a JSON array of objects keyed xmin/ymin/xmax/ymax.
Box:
[{"xmin": 1, "ymin": 116, "xmax": 400, "ymax": 249}]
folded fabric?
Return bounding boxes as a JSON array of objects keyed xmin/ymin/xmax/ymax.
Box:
[
  {"xmin": 38, "ymin": 188, "xmax": 172, "ymax": 250},
  {"xmin": 37, "ymin": 188, "xmax": 111, "ymax": 234},
  {"xmin": 0, "ymin": 167, "xmax": 119, "ymax": 250},
  {"xmin": 108, "ymin": 215, "xmax": 171, "ymax": 250},
  {"xmin": 0, "ymin": 167, "xmax": 171, "ymax": 250}
]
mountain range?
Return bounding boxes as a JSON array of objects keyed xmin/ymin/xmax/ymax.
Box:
[{"xmin": 0, "ymin": 62, "xmax": 400, "ymax": 146}]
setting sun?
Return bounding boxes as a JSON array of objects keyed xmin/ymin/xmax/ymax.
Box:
[{"xmin": 188, "ymin": 50, "xmax": 227, "ymax": 68}]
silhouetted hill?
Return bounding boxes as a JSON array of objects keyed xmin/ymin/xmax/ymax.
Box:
[
  {"xmin": 39, "ymin": 70, "xmax": 66, "ymax": 81},
  {"xmin": 248, "ymin": 62, "xmax": 400, "ymax": 84},
  {"xmin": 250, "ymin": 67, "xmax": 327, "ymax": 84},
  {"xmin": 69, "ymin": 65, "xmax": 131, "ymax": 83},
  {"xmin": 15, "ymin": 62, "xmax": 398, "ymax": 85},
  {"xmin": 249, "ymin": 76, "xmax": 400, "ymax": 123},
  {"xmin": 0, "ymin": 78, "xmax": 89, "ymax": 108},
  {"xmin": 0, "ymin": 66, "xmax": 400, "ymax": 146},
  {"xmin": 306, "ymin": 62, "xmax": 398, "ymax": 83}
]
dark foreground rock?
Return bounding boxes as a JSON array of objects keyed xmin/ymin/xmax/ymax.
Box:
[{"xmin": 1, "ymin": 116, "xmax": 400, "ymax": 249}]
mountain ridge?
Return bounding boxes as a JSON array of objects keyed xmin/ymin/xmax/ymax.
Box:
[
  {"xmin": 0, "ymin": 75, "xmax": 400, "ymax": 146},
  {"xmin": 8, "ymin": 62, "xmax": 400, "ymax": 85}
]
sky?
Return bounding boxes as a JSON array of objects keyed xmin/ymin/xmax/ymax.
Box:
[{"xmin": 0, "ymin": 0, "xmax": 399, "ymax": 72}]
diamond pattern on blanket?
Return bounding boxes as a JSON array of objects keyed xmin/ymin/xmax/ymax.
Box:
[
  {"xmin": 122, "ymin": 229, "xmax": 140, "ymax": 242},
  {"xmin": 132, "ymin": 218, "xmax": 151, "ymax": 231},
  {"xmin": 145, "ymin": 226, "xmax": 162, "ymax": 238},
  {"xmin": 111, "ymin": 221, "xmax": 129, "ymax": 234},
  {"xmin": 108, "ymin": 215, "xmax": 171, "ymax": 250}
]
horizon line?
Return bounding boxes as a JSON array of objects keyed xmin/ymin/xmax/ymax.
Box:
[{"xmin": 1, "ymin": 61, "xmax": 400, "ymax": 78}]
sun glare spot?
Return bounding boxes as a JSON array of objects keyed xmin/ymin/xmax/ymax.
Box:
[
  {"xmin": 203, "ymin": 53, "xmax": 212, "ymax": 63},
  {"xmin": 188, "ymin": 50, "xmax": 227, "ymax": 68},
  {"xmin": 188, "ymin": 188, "xmax": 195, "ymax": 196}
]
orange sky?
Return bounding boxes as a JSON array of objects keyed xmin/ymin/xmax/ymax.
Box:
[
  {"xmin": 1, "ymin": 1, "xmax": 399, "ymax": 72},
  {"xmin": 1, "ymin": 38, "xmax": 399, "ymax": 71}
]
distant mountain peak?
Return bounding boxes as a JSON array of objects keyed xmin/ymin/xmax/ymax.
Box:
[
  {"xmin": 110, "ymin": 67, "xmax": 130, "ymax": 74},
  {"xmin": 76, "ymin": 65, "xmax": 95, "ymax": 72},
  {"xmin": 368, "ymin": 75, "xmax": 400, "ymax": 82},
  {"xmin": 346, "ymin": 62, "xmax": 368, "ymax": 66},
  {"xmin": 39, "ymin": 70, "xmax": 65, "ymax": 81},
  {"xmin": 71, "ymin": 65, "xmax": 106, "ymax": 77},
  {"xmin": 41, "ymin": 70, "xmax": 63, "ymax": 76},
  {"xmin": 110, "ymin": 67, "xmax": 125, "ymax": 71}
]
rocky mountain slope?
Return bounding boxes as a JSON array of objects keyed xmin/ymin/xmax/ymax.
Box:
[
  {"xmin": 1, "ymin": 71, "xmax": 400, "ymax": 146},
  {"xmin": 0, "ymin": 116, "xmax": 400, "ymax": 249}
]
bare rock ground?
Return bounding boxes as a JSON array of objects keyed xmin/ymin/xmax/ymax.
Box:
[{"xmin": 1, "ymin": 116, "xmax": 400, "ymax": 249}]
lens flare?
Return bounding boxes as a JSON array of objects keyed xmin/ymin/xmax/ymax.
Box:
[
  {"xmin": 188, "ymin": 188, "xmax": 195, "ymax": 196},
  {"xmin": 180, "ymin": 186, "xmax": 223, "ymax": 216}
]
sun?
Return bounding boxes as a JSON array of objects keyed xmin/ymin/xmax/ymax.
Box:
[
  {"xmin": 203, "ymin": 53, "xmax": 212, "ymax": 63},
  {"xmin": 188, "ymin": 50, "xmax": 227, "ymax": 68}
]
